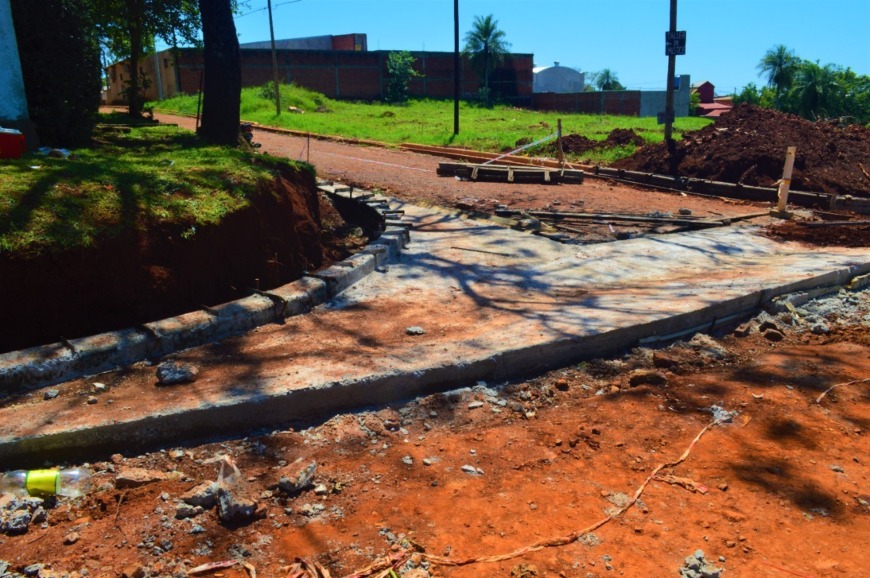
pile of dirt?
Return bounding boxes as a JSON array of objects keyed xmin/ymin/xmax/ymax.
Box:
[
  {"xmin": 0, "ymin": 166, "xmax": 347, "ymax": 354},
  {"xmin": 540, "ymin": 128, "xmax": 646, "ymax": 156},
  {"xmin": 613, "ymin": 104, "xmax": 870, "ymax": 198},
  {"xmin": 602, "ymin": 128, "xmax": 646, "ymax": 148}
]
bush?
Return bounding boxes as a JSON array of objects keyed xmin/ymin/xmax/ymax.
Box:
[
  {"xmin": 258, "ymin": 82, "xmax": 277, "ymax": 101},
  {"xmin": 385, "ymin": 51, "xmax": 421, "ymax": 104}
]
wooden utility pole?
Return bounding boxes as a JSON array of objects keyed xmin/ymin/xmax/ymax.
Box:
[
  {"xmin": 267, "ymin": 0, "xmax": 281, "ymax": 115},
  {"xmin": 453, "ymin": 0, "xmax": 460, "ymax": 135},
  {"xmin": 664, "ymin": 0, "xmax": 677, "ymax": 150}
]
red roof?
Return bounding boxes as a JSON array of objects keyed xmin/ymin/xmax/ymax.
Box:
[{"xmin": 701, "ymin": 108, "xmax": 731, "ymax": 118}]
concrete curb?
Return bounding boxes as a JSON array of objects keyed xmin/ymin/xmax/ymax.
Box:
[
  {"xmin": 0, "ymin": 184, "xmax": 410, "ymax": 392},
  {"xmin": 3, "ymin": 260, "xmax": 869, "ymax": 463}
]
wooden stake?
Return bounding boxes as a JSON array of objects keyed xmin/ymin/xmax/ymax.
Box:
[{"xmin": 777, "ymin": 146, "xmax": 797, "ymax": 212}]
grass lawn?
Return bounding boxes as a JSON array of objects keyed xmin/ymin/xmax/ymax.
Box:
[
  {"xmin": 153, "ymin": 83, "xmax": 712, "ymax": 164},
  {"xmin": 0, "ymin": 114, "xmax": 310, "ymax": 257}
]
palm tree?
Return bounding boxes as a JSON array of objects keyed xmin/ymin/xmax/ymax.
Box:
[
  {"xmin": 757, "ymin": 44, "xmax": 799, "ymax": 105},
  {"xmin": 462, "ymin": 14, "xmax": 511, "ymax": 105},
  {"xmin": 593, "ymin": 68, "xmax": 624, "ymax": 91},
  {"xmin": 792, "ymin": 61, "xmax": 841, "ymax": 120}
]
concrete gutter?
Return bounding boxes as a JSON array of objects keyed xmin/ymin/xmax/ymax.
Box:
[{"xmin": 0, "ymin": 183, "xmax": 409, "ymax": 392}]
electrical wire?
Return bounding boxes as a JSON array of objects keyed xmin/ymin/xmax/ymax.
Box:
[{"xmin": 236, "ymin": 0, "xmax": 302, "ymax": 19}]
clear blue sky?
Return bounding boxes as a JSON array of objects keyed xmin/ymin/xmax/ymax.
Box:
[{"xmin": 228, "ymin": 0, "xmax": 870, "ymax": 95}]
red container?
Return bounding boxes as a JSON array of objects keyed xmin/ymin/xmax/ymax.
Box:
[{"xmin": 0, "ymin": 128, "xmax": 26, "ymax": 159}]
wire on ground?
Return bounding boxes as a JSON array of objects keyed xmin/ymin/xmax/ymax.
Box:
[{"xmin": 311, "ymin": 416, "xmax": 729, "ymax": 577}]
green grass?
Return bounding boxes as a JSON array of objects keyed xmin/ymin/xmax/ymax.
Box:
[
  {"xmin": 153, "ymin": 83, "xmax": 712, "ymax": 163},
  {"xmin": 0, "ymin": 116, "xmax": 310, "ymax": 256}
]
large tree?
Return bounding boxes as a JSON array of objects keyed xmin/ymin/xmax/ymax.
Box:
[
  {"xmin": 462, "ymin": 14, "xmax": 511, "ymax": 106},
  {"xmin": 757, "ymin": 44, "xmax": 799, "ymax": 105},
  {"xmin": 197, "ymin": 0, "xmax": 240, "ymax": 146},
  {"xmin": 94, "ymin": 0, "xmax": 200, "ymax": 117}
]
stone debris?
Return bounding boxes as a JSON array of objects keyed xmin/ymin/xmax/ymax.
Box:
[
  {"xmin": 273, "ymin": 461, "xmax": 317, "ymax": 496},
  {"xmin": 710, "ymin": 405, "xmax": 736, "ymax": 423},
  {"xmin": 174, "ymin": 503, "xmax": 205, "ymax": 519},
  {"xmin": 155, "ymin": 360, "xmax": 199, "ymax": 385},
  {"xmin": 43, "ymin": 389, "xmax": 59, "ymax": 401},
  {"xmin": 461, "ymin": 465, "xmax": 484, "ymax": 476},
  {"xmin": 115, "ymin": 468, "xmax": 169, "ymax": 489},
  {"xmin": 688, "ymin": 333, "xmax": 729, "ymax": 360},
  {"xmin": 181, "ymin": 481, "xmax": 219, "ymax": 509},
  {"xmin": 628, "ymin": 369, "xmax": 668, "ymax": 387},
  {"xmin": 217, "ymin": 486, "xmax": 258, "ymax": 522},
  {"xmin": 679, "ymin": 549, "xmax": 724, "ymax": 578},
  {"xmin": 405, "ymin": 326, "xmax": 426, "ymax": 336},
  {"xmin": 0, "ymin": 495, "xmax": 45, "ymax": 536}
]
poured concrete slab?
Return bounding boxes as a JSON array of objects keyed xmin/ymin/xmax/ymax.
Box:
[{"xmin": 1, "ymin": 202, "xmax": 867, "ymax": 464}]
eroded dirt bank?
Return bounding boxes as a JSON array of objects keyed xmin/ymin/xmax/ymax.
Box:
[{"xmin": 0, "ymin": 165, "xmax": 326, "ymax": 354}]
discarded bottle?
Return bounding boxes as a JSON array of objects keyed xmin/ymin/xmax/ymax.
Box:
[{"xmin": 0, "ymin": 468, "xmax": 92, "ymax": 498}]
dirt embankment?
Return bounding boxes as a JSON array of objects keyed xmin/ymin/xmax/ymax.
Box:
[
  {"xmin": 614, "ymin": 104, "xmax": 870, "ymax": 198},
  {"xmin": 0, "ymin": 165, "xmax": 327, "ymax": 354}
]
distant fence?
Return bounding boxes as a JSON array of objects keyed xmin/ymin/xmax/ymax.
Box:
[
  {"xmin": 173, "ymin": 49, "xmax": 533, "ymax": 105},
  {"xmin": 532, "ymin": 91, "xmax": 642, "ymax": 116}
]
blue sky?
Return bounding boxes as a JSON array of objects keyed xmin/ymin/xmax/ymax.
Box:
[{"xmin": 229, "ymin": 0, "xmax": 870, "ymax": 95}]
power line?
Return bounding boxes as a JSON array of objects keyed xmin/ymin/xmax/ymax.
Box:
[{"xmin": 236, "ymin": 0, "xmax": 301, "ymax": 19}]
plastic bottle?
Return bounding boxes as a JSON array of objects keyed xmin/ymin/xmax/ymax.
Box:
[{"xmin": 0, "ymin": 468, "xmax": 92, "ymax": 498}]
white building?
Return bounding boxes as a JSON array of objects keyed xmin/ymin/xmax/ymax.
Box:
[{"xmin": 533, "ymin": 62, "xmax": 585, "ymax": 93}]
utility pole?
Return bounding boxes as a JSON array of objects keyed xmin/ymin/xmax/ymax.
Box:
[
  {"xmin": 267, "ymin": 0, "xmax": 281, "ymax": 115},
  {"xmin": 664, "ymin": 0, "xmax": 677, "ymax": 150},
  {"xmin": 453, "ymin": 0, "xmax": 460, "ymax": 135}
]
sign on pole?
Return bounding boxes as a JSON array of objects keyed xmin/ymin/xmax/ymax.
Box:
[
  {"xmin": 665, "ymin": 30, "xmax": 686, "ymax": 56},
  {"xmin": 657, "ymin": 111, "xmax": 675, "ymax": 125}
]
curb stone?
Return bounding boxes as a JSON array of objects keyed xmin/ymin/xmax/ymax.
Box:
[{"xmin": 0, "ymin": 183, "xmax": 407, "ymax": 392}]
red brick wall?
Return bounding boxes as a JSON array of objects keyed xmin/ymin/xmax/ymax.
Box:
[
  {"xmin": 533, "ymin": 91, "xmax": 642, "ymax": 115},
  {"xmin": 173, "ymin": 48, "xmax": 532, "ymax": 104}
]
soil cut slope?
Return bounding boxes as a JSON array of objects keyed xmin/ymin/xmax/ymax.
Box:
[{"xmin": 0, "ymin": 164, "xmax": 326, "ymax": 354}]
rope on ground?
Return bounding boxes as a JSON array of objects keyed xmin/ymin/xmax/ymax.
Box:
[
  {"xmin": 319, "ymin": 151, "xmax": 434, "ymax": 173},
  {"xmin": 815, "ymin": 377, "xmax": 870, "ymax": 404},
  {"xmin": 481, "ymin": 132, "xmax": 558, "ymax": 166},
  {"xmin": 328, "ymin": 417, "xmax": 726, "ymax": 578}
]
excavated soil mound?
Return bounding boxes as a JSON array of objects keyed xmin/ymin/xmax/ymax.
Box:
[
  {"xmin": 603, "ymin": 128, "xmax": 646, "ymax": 147},
  {"xmin": 555, "ymin": 134, "xmax": 597, "ymax": 154},
  {"xmin": 0, "ymin": 166, "xmax": 329, "ymax": 354},
  {"xmin": 544, "ymin": 129, "xmax": 645, "ymax": 156},
  {"xmin": 613, "ymin": 104, "xmax": 870, "ymax": 198}
]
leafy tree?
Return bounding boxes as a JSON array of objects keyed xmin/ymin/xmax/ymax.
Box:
[
  {"xmin": 689, "ymin": 91, "xmax": 701, "ymax": 116},
  {"xmin": 592, "ymin": 68, "xmax": 624, "ymax": 91},
  {"xmin": 837, "ymin": 68, "xmax": 870, "ymax": 125},
  {"xmin": 11, "ymin": 0, "xmax": 102, "ymax": 146},
  {"xmin": 385, "ymin": 51, "xmax": 422, "ymax": 104},
  {"xmin": 791, "ymin": 60, "xmax": 842, "ymax": 120},
  {"xmin": 93, "ymin": 0, "xmax": 200, "ymax": 117},
  {"xmin": 462, "ymin": 14, "xmax": 511, "ymax": 106},
  {"xmin": 757, "ymin": 44, "xmax": 799, "ymax": 104},
  {"xmin": 733, "ymin": 83, "xmax": 761, "ymax": 106},
  {"xmin": 197, "ymin": 0, "xmax": 240, "ymax": 146}
]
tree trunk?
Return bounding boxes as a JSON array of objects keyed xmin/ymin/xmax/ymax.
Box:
[
  {"xmin": 126, "ymin": 0, "xmax": 144, "ymax": 117},
  {"xmin": 197, "ymin": 0, "xmax": 240, "ymax": 146}
]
